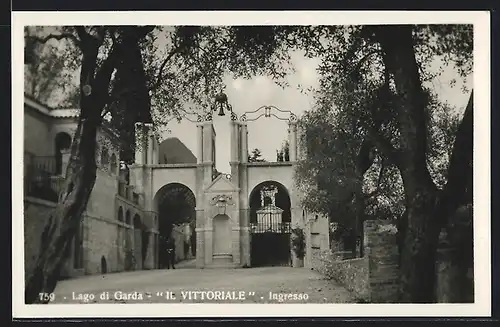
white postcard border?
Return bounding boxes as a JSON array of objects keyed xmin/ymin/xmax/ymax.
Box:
[{"xmin": 12, "ymin": 10, "xmax": 491, "ymax": 318}]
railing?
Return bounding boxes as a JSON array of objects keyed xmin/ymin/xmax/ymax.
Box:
[
  {"xmin": 24, "ymin": 154, "xmax": 64, "ymax": 202},
  {"xmin": 32, "ymin": 156, "xmax": 57, "ymax": 175},
  {"xmin": 117, "ymin": 179, "xmax": 142, "ymax": 207},
  {"xmin": 250, "ymin": 221, "xmax": 292, "ymax": 234}
]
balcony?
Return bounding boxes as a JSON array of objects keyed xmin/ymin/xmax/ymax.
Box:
[
  {"xmin": 24, "ymin": 154, "xmax": 65, "ymax": 202},
  {"xmin": 117, "ymin": 179, "xmax": 142, "ymax": 207}
]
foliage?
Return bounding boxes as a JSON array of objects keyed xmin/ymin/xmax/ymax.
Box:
[
  {"xmin": 248, "ymin": 148, "xmax": 266, "ymax": 162},
  {"xmin": 24, "ymin": 27, "xmax": 80, "ymax": 108},
  {"xmin": 295, "ymin": 24, "xmax": 471, "ymax": 227}
]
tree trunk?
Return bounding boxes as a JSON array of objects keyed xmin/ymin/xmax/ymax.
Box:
[
  {"xmin": 374, "ymin": 25, "xmax": 441, "ymax": 303},
  {"xmin": 25, "ymin": 32, "xmax": 115, "ymax": 303}
]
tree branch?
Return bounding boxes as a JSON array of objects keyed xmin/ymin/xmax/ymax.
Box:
[
  {"xmin": 365, "ymin": 124, "xmax": 401, "ymax": 167},
  {"xmin": 148, "ymin": 41, "xmax": 188, "ymax": 92},
  {"xmin": 364, "ymin": 158, "xmax": 385, "ymax": 199},
  {"xmin": 28, "ymin": 33, "xmax": 81, "ymax": 47}
]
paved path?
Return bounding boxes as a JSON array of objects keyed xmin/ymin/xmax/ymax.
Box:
[{"xmin": 51, "ymin": 263, "xmax": 355, "ymax": 304}]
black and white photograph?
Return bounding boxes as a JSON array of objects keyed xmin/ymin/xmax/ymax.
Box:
[{"xmin": 13, "ymin": 11, "xmax": 490, "ymax": 318}]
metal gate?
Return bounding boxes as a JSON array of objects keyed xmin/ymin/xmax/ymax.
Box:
[{"xmin": 250, "ymin": 221, "xmax": 291, "ymax": 267}]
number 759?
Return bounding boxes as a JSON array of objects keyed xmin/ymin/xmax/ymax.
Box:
[{"xmin": 39, "ymin": 293, "xmax": 55, "ymax": 302}]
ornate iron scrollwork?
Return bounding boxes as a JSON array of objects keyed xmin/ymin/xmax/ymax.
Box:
[{"xmin": 239, "ymin": 105, "xmax": 297, "ymax": 123}]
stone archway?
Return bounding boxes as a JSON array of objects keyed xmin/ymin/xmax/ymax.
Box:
[
  {"xmin": 154, "ymin": 183, "xmax": 196, "ymax": 268},
  {"xmin": 248, "ymin": 180, "xmax": 292, "ymax": 267}
]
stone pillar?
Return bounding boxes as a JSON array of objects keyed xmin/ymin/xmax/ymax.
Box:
[
  {"xmin": 204, "ymin": 228, "xmax": 213, "ymax": 265},
  {"xmin": 61, "ymin": 149, "xmax": 71, "ymax": 176},
  {"xmin": 364, "ymin": 220, "xmax": 400, "ymax": 303},
  {"xmin": 241, "ymin": 124, "xmax": 248, "ymax": 163},
  {"xmin": 196, "ymin": 124, "xmax": 203, "ymax": 164},
  {"xmin": 296, "ymin": 124, "xmax": 306, "ymax": 160},
  {"xmin": 289, "ymin": 122, "xmax": 297, "ymax": 162},
  {"xmin": 230, "ymin": 121, "xmax": 238, "ymax": 162},
  {"xmin": 134, "ymin": 122, "xmax": 147, "ymax": 165},
  {"xmin": 145, "ymin": 123, "xmax": 154, "ymax": 165},
  {"xmin": 195, "ymin": 209, "xmax": 205, "ymax": 268},
  {"xmin": 143, "ymin": 230, "xmax": 155, "ymax": 269},
  {"xmin": 152, "ymin": 137, "xmax": 159, "ymax": 165},
  {"xmin": 202, "ymin": 122, "xmax": 214, "ymax": 186},
  {"xmin": 304, "ymin": 218, "xmax": 312, "ymax": 269}
]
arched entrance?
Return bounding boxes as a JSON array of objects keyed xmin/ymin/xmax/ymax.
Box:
[
  {"xmin": 249, "ymin": 181, "xmax": 292, "ymax": 267},
  {"xmin": 154, "ymin": 183, "xmax": 196, "ymax": 268}
]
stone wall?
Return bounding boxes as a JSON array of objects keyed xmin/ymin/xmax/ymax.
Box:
[
  {"xmin": 312, "ymin": 220, "xmax": 400, "ymax": 303},
  {"xmin": 24, "ymin": 197, "xmax": 55, "ymax": 282},
  {"xmin": 84, "ymin": 215, "xmax": 120, "ymax": 275},
  {"xmin": 311, "ymin": 249, "xmax": 369, "ymax": 301},
  {"xmin": 364, "ymin": 220, "xmax": 400, "ymax": 303},
  {"xmin": 24, "ymin": 108, "xmax": 51, "ymax": 156}
]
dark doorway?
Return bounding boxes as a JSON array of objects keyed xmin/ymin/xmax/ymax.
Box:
[
  {"xmin": 249, "ymin": 181, "xmax": 292, "ymax": 267},
  {"xmin": 154, "ymin": 183, "xmax": 196, "ymax": 269}
]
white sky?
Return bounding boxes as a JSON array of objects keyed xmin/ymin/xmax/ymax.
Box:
[{"xmin": 166, "ymin": 51, "xmax": 472, "ymax": 174}]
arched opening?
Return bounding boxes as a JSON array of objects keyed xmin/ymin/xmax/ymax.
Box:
[
  {"xmin": 101, "ymin": 256, "xmax": 108, "ymax": 274},
  {"xmin": 249, "ymin": 180, "xmax": 292, "ymax": 267},
  {"xmin": 118, "ymin": 206, "xmax": 123, "ymax": 222},
  {"xmin": 110, "ymin": 153, "xmax": 117, "ymax": 174},
  {"xmin": 154, "ymin": 183, "xmax": 196, "ymax": 269},
  {"xmin": 125, "ymin": 210, "xmax": 131, "ymax": 225},
  {"xmin": 54, "ymin": 132, "xmax": 71, "ymax": 175}
]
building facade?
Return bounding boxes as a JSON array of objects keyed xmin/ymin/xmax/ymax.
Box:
[{"xmin": 23, "ymin": 94, "xmax": 161, "ymax": 281}]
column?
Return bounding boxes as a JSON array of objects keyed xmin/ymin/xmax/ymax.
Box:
[
  {"xmin": 143, "ymin": 230, "xmax": 155, "ymax": 269},
  {"xmin": 230, "ymin": 121, "xmax": 238, "ymax": 162},
  {"xmin": 195, "ymin": 209, "xmax": 205, "ymax": 268},
  {"xmin": 289, "ymin": 122, "xmax": 297, "ymax": 162},
  {"xmin": 146, "ymin": 127, "xmax": 154, "ymax": 165},
  {"xmin": 196, "ymin": 124, "xmax": 203, "ymax": 164},
  {"xmin": 152, "ymin": 137, "xmax": 159, "ymax": 165},
  {"xmin": 134, "ymin": 122, "xmax": 145, "ymax": 165},
  {"xmin": 240, "ymin": 124, "xmax": 248, "ymax": 163}
]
